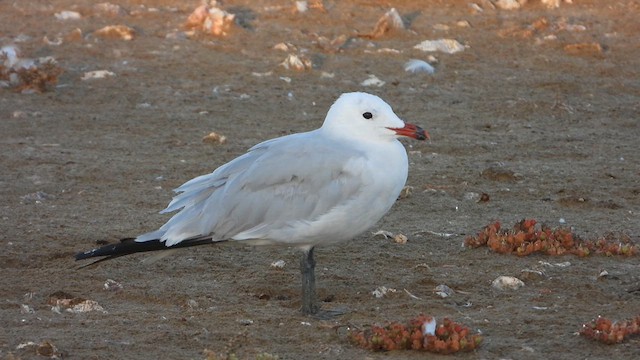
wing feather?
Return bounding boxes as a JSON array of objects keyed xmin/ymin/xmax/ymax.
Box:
[{"xmin": 137, "ymin": 131, "xmax": 367, "ymax": 246}]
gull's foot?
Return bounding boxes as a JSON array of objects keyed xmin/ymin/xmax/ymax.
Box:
[{"xmin": 307, "ymin": 306, "xmax": 348, "ymax": 320}]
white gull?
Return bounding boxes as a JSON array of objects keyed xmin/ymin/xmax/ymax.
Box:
[{"xmin": 76, "ymin": 92, "xmax": 428, "ymax": 316}]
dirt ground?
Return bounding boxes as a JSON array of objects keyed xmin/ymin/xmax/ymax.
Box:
[{"xmin": 1, "ymin": 0, "xmax": 639, "ymax": 359}]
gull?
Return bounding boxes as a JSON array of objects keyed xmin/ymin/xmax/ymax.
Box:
[{"xmin": 75, "ymin": 92, "xmax": 428, "ymax": 316}]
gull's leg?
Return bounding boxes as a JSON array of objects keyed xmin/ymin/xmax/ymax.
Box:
[
  {"xmin": 299, "ymin": 247, "xmax": 347, "ymax": 318},
  {"xmin": 300, "ymin": 246, "xmax": 319, "ymax": 315}
]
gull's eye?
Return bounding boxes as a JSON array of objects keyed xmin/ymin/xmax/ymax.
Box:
[{"xmin": 362, "ymin": 112, "xmax": 373, "ymax": 119}]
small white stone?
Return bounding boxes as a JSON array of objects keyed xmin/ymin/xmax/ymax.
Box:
[
  {"xmin": 597, "ymin": 269, "xmax": 609, "ymax": 280},
  {"xmin": 404, "ymin": 59, "xmax": 435, "ymax": 74},
  {"xmin": 372, "ymin": 286, "xmax": 396, "ymax": 298},
  {"xmin": 492, "ymin": 276, "xmax": 525, "ymax": 290},
  {"xmin": 1, "ymin": 45, "xmax": 19, "ymax": 67},
  {"xmin": 393, "ymin": 233, "xmax": 408, "ymax": 244},
  {"xmin": 202, "ymin": 132, "xmax": 227, "ymax": 145},
  {"xmin": 495, "ymin": 0, "xmax": 527, "ymax": 10},
  {"xmin": 463, "ymin": 192, "xmax": 480, "ymax": 201},
  {"xmin": 66, "ymin": 300, "xmax": 106, "ymax": 313},
  {"xmin": 280, "ymin": 54, "xmax": 312, "ymax": 71},
  {"xmin": 541, "ymin": 0, "xmax": 561, "ymax": 8},
  {"xmin": 103, "ymin": 279, "xmax": 123, "ymax": 291},
  {"xmin": 251, "ymin": 71, "xmax": 273, "ymax": 77},
  {"xmin": 414, "ymin": 39, "xmax": 465, "ymax": 54},
  {"xmin": 55, "ymin": 10, "xmax": 82, "ymax": 20},
  {"xmin": 361, "ymin": 74, "xmax": 385, "ymax": 87},
  {"xmin": 81, "ymin": 70, "xmax": 115, "ymax": 80},
  {"xmin": 422, "ymin": 317, "xmax": 437, "ymax": 335},
  {"xmin": 434, "ymin": 284, "xmax": 454, "ymax": 298},
  {"xmin": 372, "ymin": 230, "xmax": 394, "ymax": 239},
  {"xmin": 295, "ymin": 1, "xmax": 308, "ymax": 13}
]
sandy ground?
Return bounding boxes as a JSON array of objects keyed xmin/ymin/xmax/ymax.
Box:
[{"xmin": 1, "ymin": 0, "xmax": 639, "ymax": 359}]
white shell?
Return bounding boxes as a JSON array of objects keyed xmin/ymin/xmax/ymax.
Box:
[
  {"xmin": 202, "ymin": 132, "xmax": 227, "ymax": 145},
  {"xmin": 434, "ymin": 284, "xmax": 454, "ymax": 298},
  {"xmin": 541, "ymin": 0, "xmax": 561, "ymax": 8},
  {"xmin": 414, "ymin": 39, "xmax": 465, "ymax": 54},
  {"xmin": 494, "ymin": 0, "xmax": 527, "ymax": 10},
  {"xmin": 422, "ymin": 317, "xmax": 437, "ymax": 335},
  {"xmin": 360, "ymin": 74, "xmax": 385, "ymax": 87},
  {"xmin": 371, "ymin": 286, "xmax": 396, "ymax": 298},
  {"xmin": 393, "ymin": 233, "xmax": 408, "ymax": 244},
  {"xmin": 66, "ymin": 300, "xmax": 106, "ymax": 313},
  {"xmin": 103, "ymin": 279, "xmax": 123, "ymax": 291},
  {"xmin": 295, "ymin": 1, "xmax": 308, "ymax": 13},
  {"xmin": 492, "ymin": 276, "xmax": 525, "ymax": 290},
  {"xmin": 186, "ymin": 4, "xmax": 235, "ymax": 36},
  {"xmin": 54, "ymin": 10, "xmax": 82, "ymax": 21},
  {"xmin": 280, "ymin": 54, "xmax": 312, "ymax": 71},
  {"xmin": 81, "ymin": 70, "xmax": 116, "ymax": 80},
  {"xmin": 1, "ymin": 45, "xmax": 19, "ymax": 68},
  {"xmin": 404, "ymin": 59, "xmax": 435, "ymax": 74},
  {"xmin": 95, "ymin": 25, "xmax": 135, "ymax": 40},
  {"xmin": 381, "ymin": 8, "xmax": 404, "ymax": 30}
]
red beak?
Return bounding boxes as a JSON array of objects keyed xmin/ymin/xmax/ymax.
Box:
[{"xmin": 387, "ymin": 123, "xmax": 430, "ymax": 141}]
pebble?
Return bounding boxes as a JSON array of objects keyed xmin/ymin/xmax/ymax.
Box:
[
  {"xmin": 361, "ymin": 74, "xmax": 385, "ymax": 87},
  {"xmin": 372, "ymin": 286, "xmax": 396, "ymax": 298},
  {"xmin": 404, "ymin": 59, "xmax": 435, "ymax": 74},
  {"xmin": 520, "ymin": 269, "xmax": 546, "ymax": 281},
  {"xmin": 597, "ymin": 269, "xmax": 609, "ymax": 280},
  {"xmin": 280, "ymin": 54, "xmax": 312, "ymax": 71},
  {"xmin": 95, "ymin": 25, "xmax": 135, "ymax": 40},
  {"xmin": 564, "ymin": 42, "xmax": 603, "ymax": 57},
  {"xmin": 434, "ymin": 284, "xmax": 454, "ymax": 298},
  {"xmin": 21, "ymin": 191, "xmax": 54, "ymax": 203},
  {"xmin": 463, "ymin": 192, "xmax": 480, "ymax": 202},
  {"xmin": 103, "ymin": 279, "xmax": 123, "ymax": 291},
  {"xmin": 422, "ymin": 317, "xmax": 437, "ymax": 335},
  {"xmin": 541, "ymin": 0, "xmax": 561, "ymax": 8},
  {"xmin": 495, "ymin": 0, "xmax": 527, "ymax": 10},
  {"xmin": 294, "ymin": 1, "xmax": 308, "ymax": 13},
  {"xmin": 94, "ymin": 2, "xmax": 127, "ymax": 16},
  {"xmin": 492, "ymin": 276, "xmax": 525, "ymax": 290},
  {"xmin": 414, "ymin": 39, "xmax": 465, "ymax": 54},
  {"xmin": 366, "ymin": 8, "xmax": 404, "ymax": 39},
  {"xmin": 1, "ymin": 45, "xmax": 20, "ymax": 68},
  {"xmin": 54, "ymin": 10, "xmax": 82, "ymax": 20},
  {"xmin": 393, "ymin": 234, "xmax": 408, "ymax": 244},
  {"xmin": 81, "ymin": 70, "xmax": 115, "ymax": 80},
  {"xmin": 186, "ymin": 4, "xmax": 235, "ymax": 37},
  {"xmin": 66, "ymin": 300, "xmax": 106, "ymax": 313},
  {"xmin": 202, "ymin": 131, "xmax": 227, "ymax": 145}
]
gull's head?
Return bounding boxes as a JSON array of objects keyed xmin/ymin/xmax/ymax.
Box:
[{"xmin": 321, "ymin": 92, "xmax": 429, "ymax": 142}]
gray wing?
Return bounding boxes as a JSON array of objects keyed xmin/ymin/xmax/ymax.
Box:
[{"xmin": 136, "ymin": 131, "xmax": 368, "ymax": 246}]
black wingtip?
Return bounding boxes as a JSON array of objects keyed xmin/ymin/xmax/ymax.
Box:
[
  {"xmin": 75, "ymin": 238, "xmax": 136, "ymax": 260},
  {"xmin": 75, "ymin": 255, "xmax": 123, "ymax": 269},
  {"xmin": 75, "ymin": 247, "xmax": 112, "ymax": 260},
  {"xmin": 74, "ymin": 237, "xmax": 218, "ymax": 266}
]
